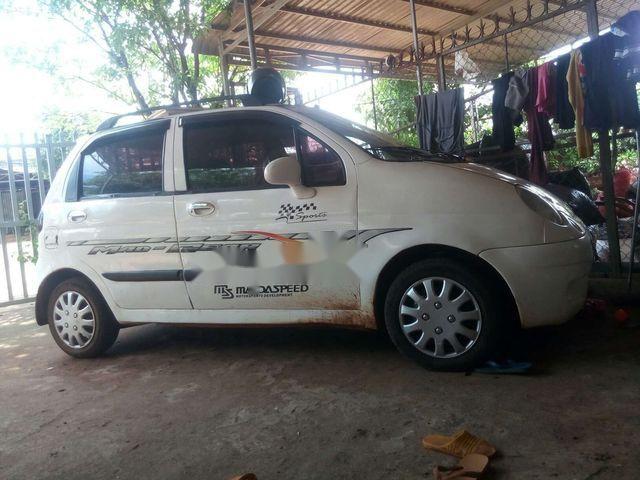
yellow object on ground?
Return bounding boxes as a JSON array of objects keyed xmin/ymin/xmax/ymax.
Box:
[
  {"xmin": 432, "ymin": 453, "xmax": 490, "ymax": 479},
  {"xmin": 422, "ymin": 430, "xmax": 496, "ymax": 459}
]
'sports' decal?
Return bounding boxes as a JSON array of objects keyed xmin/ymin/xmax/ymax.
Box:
[
  {"xmin": 276, "ymin": 203, "xmax": 327, "ymax": 224},
  {"xmin": 214, "ymin": 283, "xmax": 310, "ymax": 299}
]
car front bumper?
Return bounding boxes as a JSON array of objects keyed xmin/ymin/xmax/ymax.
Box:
[{"xmin": 479, "ymin": 234, "xmax": 593, "ymax": 328}]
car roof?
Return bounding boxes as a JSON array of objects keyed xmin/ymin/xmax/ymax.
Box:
[
  {"xmin": 94, "ymin": 104, "xmax": 342, "ymax": 136},
  {"xmin": 96, "ymin": 104, "xmax": 302, "ymax": 132}
]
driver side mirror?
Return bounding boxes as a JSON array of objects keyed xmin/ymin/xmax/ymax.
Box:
[{"xmin": 264, "ymin": 154, "xmax": 316, "ymax": 199}]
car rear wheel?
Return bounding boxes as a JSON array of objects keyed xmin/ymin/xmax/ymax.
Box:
[
  {"xmin": 47, "ymin": 279, "xmax": 119, "ymax": 358},
  {"xmin": 384, "ymin": 258, "xmax": 503, "ymax": 371}
]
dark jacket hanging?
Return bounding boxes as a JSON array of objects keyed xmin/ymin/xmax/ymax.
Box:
[
  {"xmin": 554, "ymin": 53, "xmax": 576, "ymax": 129},
  {"xmin": 581, "ymin": 33, "xmax": 640, "ymax": 130},
  {"xmin": 491, "ymin": 72, "xmax": 516, "ymax": 151},
  {"xmin": 612, "ymin": 10, "xmax": 640, "ymax": 82},
  {"xmin": 415, "ymin": 88, "xmax": 465, "ymax": 155}
]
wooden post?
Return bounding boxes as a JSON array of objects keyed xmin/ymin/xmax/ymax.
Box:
[
  {"xmin": 585, "ymin": 0, "xmax": 600, "ymax": 39},
  {"xmin": 436, "ymin": 54, "xmax": 446, "ymax": 91},
  {"xmin": 218, "ymin": 37, "xmax": 232, "ymax": 107}
]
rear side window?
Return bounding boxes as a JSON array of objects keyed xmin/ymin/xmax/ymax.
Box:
[
  {"xmin": 79, "ymin": 130, "xmax": 164, "ymax": 198},
  {"xmin": 183, "ymin": 119, "xmax": 296, "ymax": 192}
]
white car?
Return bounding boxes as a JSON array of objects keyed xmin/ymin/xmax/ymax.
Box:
[{"xmin": 34, "ymin": 105, "xmax": 593, "ymax": 370}]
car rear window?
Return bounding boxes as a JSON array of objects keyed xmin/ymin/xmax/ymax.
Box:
[{"xmin": 79, "ymin": 130, "xmax": 165, "ymax": 199}]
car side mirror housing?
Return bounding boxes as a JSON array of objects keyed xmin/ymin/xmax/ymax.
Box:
[{"xmin": 264, "ymin": 154, "xmax": 316, "ymax": 199}]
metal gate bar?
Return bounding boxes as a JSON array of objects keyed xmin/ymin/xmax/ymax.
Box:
[{"xmin": 0, "ymin": 132, "xmax": 76, "ymax": 306}]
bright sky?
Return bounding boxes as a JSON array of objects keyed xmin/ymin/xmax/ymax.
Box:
[
  {"xmin": 0, "ymin": 1, "xmax": 128, "ymax": 137},
  {"xmin": 0, "ymin": 2, "xmax": 599, "ymax": 138},
  {"xmin": 0, "ymin": 2, "xmax": 371, "ymax": 138}
]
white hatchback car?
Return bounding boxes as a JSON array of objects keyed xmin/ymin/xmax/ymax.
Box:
[{"xmin": 35, "ymin": 105, "xmax": 593, "ymax": 370}]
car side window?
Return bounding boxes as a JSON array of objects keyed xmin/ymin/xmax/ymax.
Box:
[
  {"xmin": 297, "ymin": 130, "xmax": 346, "ymax": 187},
  {"xmin": 183, "ymin": 118, "xmax": 296, "ymax": 192},
  {"xmin": 79, "ymin": 129, "xmax": 164, "ymax": 199}
]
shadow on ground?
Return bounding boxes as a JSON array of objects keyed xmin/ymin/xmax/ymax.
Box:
[{"xmin": 1, "ymin": 303, "xmax": 638, "ymax": 480}]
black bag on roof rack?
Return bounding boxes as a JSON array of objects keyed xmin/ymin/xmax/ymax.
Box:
[{"xmin": 247, "ymin": 67, "xmax": 286, "ymax": 105}]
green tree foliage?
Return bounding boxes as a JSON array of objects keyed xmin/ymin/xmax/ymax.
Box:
[
  {"xmin": 357, "ymin": 78, "xmax": 434, "ymax": 147},
  {"xmin": 37, "ymin": 0, "xmax": 234, "ymax": 109}
]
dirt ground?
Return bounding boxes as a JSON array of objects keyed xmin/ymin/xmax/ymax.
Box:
[{"xmin": 1, "ymin": 302, "xmax": 639, "ymax": 480}]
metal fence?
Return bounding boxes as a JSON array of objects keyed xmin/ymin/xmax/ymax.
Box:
[{"xmin": 0, "ymin": 133, "xmax": 77, "ymax": 305}]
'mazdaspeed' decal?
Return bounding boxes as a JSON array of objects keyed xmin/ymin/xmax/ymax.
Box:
[{"xmin": 214, "ymin": 283, "xmax": 309, "ymax": 300}]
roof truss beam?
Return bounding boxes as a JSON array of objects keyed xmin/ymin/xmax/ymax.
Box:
[
  {"xmin": 251, "ymin": 30, "xmax": 404, "ymax": 54},
  {"xmin": 222, "ymin": 0, "xmax": 289, "ymax": 55},
  {"xmin": 222, "ymin": 0, "xmax": 269, "ymax": 35},
  {"xmin": 400, "ymin": 0, "xmax": 474, "ymax": 16},
  {"xmin": 277, "ymin": 4, "xmax": 436, "ymax": 36},
  {"xmin": 231, "ymin": 40, "xmax": 385, "ymax": 65}
]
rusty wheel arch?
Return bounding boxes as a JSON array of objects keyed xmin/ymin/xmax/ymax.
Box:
[{"xmin": 372, "ymin": 244, "xmax": 520, "ymax": 334}]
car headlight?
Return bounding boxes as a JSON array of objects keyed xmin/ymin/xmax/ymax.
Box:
[{"xmin": 515, "ymin": 184, "xmax": 565, "ymax": 226}]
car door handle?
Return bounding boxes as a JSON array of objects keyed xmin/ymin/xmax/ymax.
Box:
[
  {"xmin": 188, "ymin": 201, "xmax": 215, "ymax": 216},
  {"xmin": 68, "ymin": 210, "xmax": 87, "ymax": 223}
]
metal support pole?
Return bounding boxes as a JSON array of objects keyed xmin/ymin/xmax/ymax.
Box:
[
  {"xmin": 243, "ymin": 0, "xmax": 258, "ymax": 70},
  {"xmin": 409, "ymin": 0, "xmax": 424, "ymax": 96},
  {"xmin": 218, "ymin": 38, "xmax": 232, "ymax": 107},
  {"xmin": 370, "ymin": 76, "xmax": 378, "ymax": 130},
  {"xmin": 503, "ymin": 34, "xmax": 510, "ymax": 72},
  {"xmin": 436, "ymin": 54, "xmax": 446, "ymax": 91},
  {"xmin": 627, "ymin": 129, "xmax": 640, "ymax": 293},
  {"xmin": 628, "ymin": 129, "xmax": 640, "ymax": 290},
  {"xmin": 585, "ymin": 0, "xmax": 600, "ymax": 39},
  {"xmin": 599, "ymin": 130, "xmax": 622, "ymax": 277}
]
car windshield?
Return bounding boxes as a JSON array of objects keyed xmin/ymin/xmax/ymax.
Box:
[{"xmin": 284, "ymin": 106, "xmax": 462, "ymax": 163}]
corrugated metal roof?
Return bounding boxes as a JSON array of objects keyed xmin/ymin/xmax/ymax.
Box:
[{"xmin": 195, "ymin": 0, "xmax": 640, "ymax": 82}]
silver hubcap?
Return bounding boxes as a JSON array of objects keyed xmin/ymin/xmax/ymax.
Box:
[
  {"xmin": 399, "ymin": 277, "xmax": 482, "ymax": 359},
  {"xmin": 53, "ymin": 291, "xmax": 95, "ymax": 349}
]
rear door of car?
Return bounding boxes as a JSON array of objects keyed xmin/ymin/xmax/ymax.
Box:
[
  {"xmin": 171, "ymin": 109, "xmax": 360, "ymax": 312},
  {"xmin": 62, "ymin": 119, "xmax": 191, "ymax": 309}
]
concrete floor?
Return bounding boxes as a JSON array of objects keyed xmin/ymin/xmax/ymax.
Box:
[{"xmin": 1, "ymin": 303, "xmax": 639, "ymax": 480}]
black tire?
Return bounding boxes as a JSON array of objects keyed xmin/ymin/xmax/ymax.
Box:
[
  {"xmin": 384, "ymin": 258, "xmax": 504, "ymax": 371},
  {"xmin": 47, "ymin": 278, "xmax": 119, "ymax": 358}
]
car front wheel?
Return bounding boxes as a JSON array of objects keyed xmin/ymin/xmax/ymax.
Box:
[
  {"xmin": 384, "ymin": 258, "xmax": 503, "ymax": 371},
  {"xmin": 47, "ymin": 279, "xmax": 120, "ymax": 358}
]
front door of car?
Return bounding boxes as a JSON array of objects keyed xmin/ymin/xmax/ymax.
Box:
[
  {"xmin": 172, "ymin": 110, "xmax": 359, "ymax": 311},
  {"xmin": 63, "ymin": 121, "xmax": 191, "ymax": 310}
]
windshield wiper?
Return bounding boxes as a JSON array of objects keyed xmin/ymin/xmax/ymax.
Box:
[{"xmin": 365, "ymin": 146, "xmax": 462, "ymax": 163}]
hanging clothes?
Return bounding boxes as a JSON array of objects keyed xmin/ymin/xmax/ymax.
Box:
[
  {"xmin": 505, "ymin": 68, "xmax": 529, "ymax": 117},
  {"xmin": 581, "ymin": 33, "xmax": 640, "ymax": 130},
  {"xmin": 415, "ymin": 94, "xmax": 437, "ymax": 153},
  {"xmin": 492, "ymin": 72, "xmax": 517, "ymax": 151},
  {"xmin": 554, "ymin": 53, "xmax": 575, "ymax": 129},
  {"xmin": 415, "ymin": 87, "xmax": 465, "ymax": 155},
  {"xmin": 612, "ymin": 10, "xmax": 640, "ymax": 82},
  {"xmin": 525, "ymin": 65, "xmax": 554, "ymax": 185},
  {"xmin": 536, "ymin": 61, "xmax": 556, "ymax": 118},
  {"xmin": 566, "ymin": 49, "xmax": 593, "ymax": 158}
]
